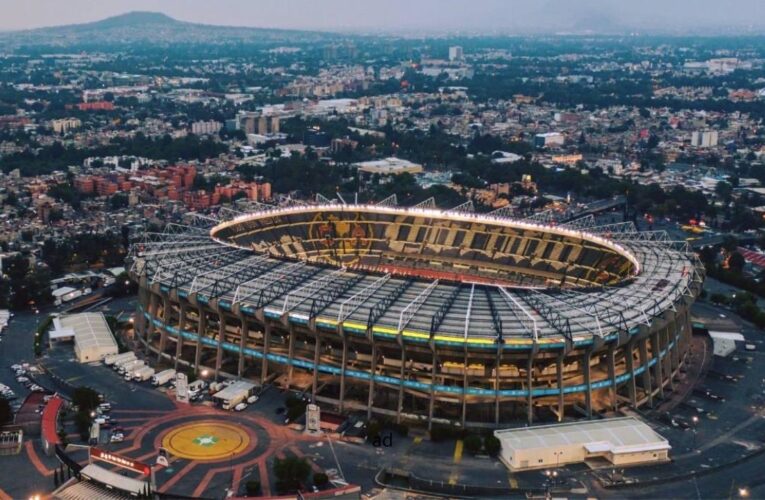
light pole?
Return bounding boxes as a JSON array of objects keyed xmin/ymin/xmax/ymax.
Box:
[{"xmin": 691, "ymin": 415, "xmax": 699, "ymax": 449}]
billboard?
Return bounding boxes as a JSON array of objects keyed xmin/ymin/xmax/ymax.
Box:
[{"xmin": 90, "ymin": 447, "xmax": 151, "ymax": 475}]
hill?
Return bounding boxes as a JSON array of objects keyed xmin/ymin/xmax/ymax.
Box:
[{"xmin": 0, "ymin": 11, "xmax": 340, "ymax": 49}]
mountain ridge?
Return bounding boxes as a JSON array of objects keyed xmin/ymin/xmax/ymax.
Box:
[{"xmin": 0, "ymin": 11, "xmax": 341, "ymax": 48}]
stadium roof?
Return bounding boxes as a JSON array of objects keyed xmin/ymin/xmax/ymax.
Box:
[{"xmin": 129, "ymin": 203, "xmax": 702, "ymax": 346}]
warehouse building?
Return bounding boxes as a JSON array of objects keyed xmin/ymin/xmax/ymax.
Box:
[
  {"xmin": 49, "ymin": 313, "xmax": 118, "ymax": 363},
  {"xmin": 494, "ymin": 417, "xmax": 670, "ymax": 471}
]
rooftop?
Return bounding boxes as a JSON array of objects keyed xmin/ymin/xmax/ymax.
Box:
[
  {"xmin": 494, "ymin": 417, "xmax": 670, "ymax": 455},
  {"xmin": 54, "ymin": 312, "xmax": 117, "ymax": 352}
]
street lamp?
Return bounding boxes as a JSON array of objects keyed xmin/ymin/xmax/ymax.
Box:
[
  {"xmin": 739, "ymin": 487, "xmax": 750, "ymax": 498},
  {"xmin": 201, "ymin": 369, "xmax": 209, "ymax": 378},
  {"xmin": 691, "ymin": 415, "xmax": 699, "ymax": 449}
]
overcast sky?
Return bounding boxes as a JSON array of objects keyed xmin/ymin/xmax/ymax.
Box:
[{"xmin": 0, "ymin": 0, "xmax": 763, "ymax": 33}]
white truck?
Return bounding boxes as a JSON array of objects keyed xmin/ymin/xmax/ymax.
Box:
[
  {"xmin": 124, "ymin": 362, "xmax": 147, "ymax": 380},
  {"xmin": 104, "ymin": 352, "xmax": 135, "ymax": 366},
  {"xmin": 213, "ymin": 381, "xmax": 257, "ymax": 410},
  {"xmin": 119, "ymin": 360, "xmax": 145, "ymax": 376},
  {"xmin": 187, "ymin": 379, "xmax": 207, "ymax": 400},
  {"xmin": 113, "ymin": 356, "xmax": 139, "ymax": 371},
  {"xmin": 133, "ymin": 366, "xmax": 155, "ymax": 382},
  {"xmin": 151, "ymin": 369, "xmax": 176, "ymax": 386}
]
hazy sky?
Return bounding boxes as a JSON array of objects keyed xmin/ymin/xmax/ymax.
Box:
[{"xmin": 0, "ymin": 0, "xmax": 763, "ymax": 33}]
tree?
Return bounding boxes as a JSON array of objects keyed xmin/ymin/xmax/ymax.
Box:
[
  {"xmin": 313, "ymin": 472, "xmax": 329, "ymax": 488},
  {"xmin": 0, "ymin": 396, "xmax": 11, "ymax": 425},
  {"xmin": 463, "ymin": 434, "xmax": 482, "ymax": 455},
  {"xmin": 72, "ymin": 386, "xmax": 100, "ymax": 414},
  {"xmin": 245, "ymin": 480, "xmax": 260, "ymax": 496},
  {"xmin": 484, "ymin": 435, "xmax": 501, "ymax": 457},
  {"xmin": 715, "ymin": 181, "xmax": 733, "ymax": 202},
  {"xmin": 0, "ymin": 254, "xmax": 53, "ymax": 311},
  {"xmin": 274, "ymin": 456, "xmax": 311, "ymax": 493},
  {"xmin": 728, "ymin": 251, "xmax": 746, "ymax": 273}
]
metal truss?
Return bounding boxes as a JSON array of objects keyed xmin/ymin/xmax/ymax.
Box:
[
  {"xmin": 161, "ymin": 250, "xmax": 249, "ymax": 290},
  {"xmin": 185, "ymin": 213, "xmax": 220, "ymax": 228},
  {"xmin": 413, "ymin": 197, "xmax": 436, "ymax": 209},
  {"xmin": 588, "ymin": 221, "xmax": 637, "ymax": 234},
  {"xmin": 451, "ymin": 200, "xmax": 475, "ymax": 213},
  {"xmin": 316, "ymin": 193, "xmax": 335, "ymax": 204},
  {"xmin": 162, "ymin": 223, "xmax": 210, "ymax": 235},
  {"xmin": 232, "ymin": 261, "xmax": 307, "ymax": 305},
  {"xmin": 150, "ymin": 248, "xmax": 244, "ymax": 287},
  {"xmin": 489, "ymin": 205, "xmax": 515, "ymax": 218},
  {"xmin": 251, "ymin": 266, "xmax": 323, "ymax": 310},
  {"xmin": 367, "ymin": 279, "xmax": 412, "ymax": 330},
  {"xmin": 309, "ymin": 273, "xmax": 365, "ymax": 319},
  {"xmin": 522, "ymin": 209, "xmax": 559, "ymax": 224},
  {"xmin": 398, "ymin": 280, "xmax": 439, "ymax": 332},
  {"xmin": 483, "ymin": 287, "xmax": 504, "ymax": 340},
  {"xmin": 376, "ymin": 194, "xmax": 398, "ymax": 207},
  {"xmin": 216, "ymin": 207, "xmax": 245, "ymax": 222},
  {"xmin": 429, "ymin": 285, "xmax": 461, "ymax": 338},
  {"xmin": 517, "ymin": 289, "xmax": 572, "ymax": 341},
  {"xmin": 338, "ymin": 274, "xmax": 391, "ymax": 323},
  {"xmin": 190, "ymin": 255, "xmax": 272, "ymax": 299},
  {"xmin": 497, "ymin": 287, "xmax": 538, "ymax": 341},
  {"xmin": 559, "ymin": 215, "xmax": 596, "ymax": 231},
  {"xmin": 281, "ymin": 268, "xmax": 347, "ymax": 314}
]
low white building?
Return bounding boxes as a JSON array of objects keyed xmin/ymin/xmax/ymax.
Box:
[
  {"xmin": 354, "ymin": 157, "xmax": 424, "ymax": 176},
  {"xmin": 494, "ymin": 417, "xmax": 670, "ymax": 472},
  {"xmin": 49, "ymin": 313, "xmax": 118, "ymax": 363}
]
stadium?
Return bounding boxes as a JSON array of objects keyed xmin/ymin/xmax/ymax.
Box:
[{"xmin": 129, "ymin": 200, "xmax": 704, "ymax": 427}]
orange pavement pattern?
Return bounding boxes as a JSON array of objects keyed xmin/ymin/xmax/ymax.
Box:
[{"xmin": 103, "ymin": 402, "xmax": 325, "ymax": 498}]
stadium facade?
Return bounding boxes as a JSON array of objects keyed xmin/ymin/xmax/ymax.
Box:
[{"xmin": 130, "ymin": 202, "xmax": 703, "ymax": 427}]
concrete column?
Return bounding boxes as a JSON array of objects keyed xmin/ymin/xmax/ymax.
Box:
[
  {"xmin": 494, "ymin": 348, "xmax": 502, "ymax": 426},
  {"xmin": 526, "ymin": 354, "xmax": 534, "ymax": 425},
  {"xmin": 237, "ymin": 318, "xmax": 248, "ymax": 377},
  {"xmin": 625, "ymin": 341, "xmax": 637, "ymax": 408},
  {"xmin": 556, "ymin": 352, "xmax": 565, "ymax": 422},
  {"xmin": 260, "ymin": 323, "xmax": 271, "ymax": 384},
  {"xmin": 311, "ymin": 333, "xmax": 321, "ymax": 400},
  {"xmin": 607, "ymin": 342, "xmax": 617, "ymax": 411},
  {"xmin": 652, "ymin": 332, "xmax": 663, "ymax": 399},
  {"xmin": 157, "ymin": 296, "xmax": 170, "ymax": 361},
  {"xmin": 286, "ymin": 326, "xmax": 296, "ymax": 387},
  {"xmin": 194, "ymin": 308, "xmax": 206, "ymax": 374},
  {"xmin": 147, "ymin": 293, "xmax": 159, "ymax": 342},
  {"xmin": 583, "ymin": 348, "xmax": 592, "ymax": 418},
  {"xmin": 461, "ymin": 347, "xmax": 468, "ymax": 427},
  {"xmin": 639, "ymin": 338, "xmax": 653, "ymax": 408},
  {"xmin": 174, "ymin": 303, "xmax": 186, "ymax": 370},
  {"xmin": 428, "ymin": 350, "xmax": 437, "ymax": 431},
  {"xmin": 663, "ymin": 327, "xmax": 674, "ymax": 390},
  {"xmin": 671, "ymin": 325, "xmax": 681, "ymax": 374},
  {"xmin": 339, "ymin": 335, "xmax": 348, "ymax": 412},
  {"xmin": 214, "ymin": 314, "xmax": 225, "ymax": 379},
  {"xmin": 396, "ymin": 341, "xmax": 406, "ymax": 424},
  {"xmin": 366, "ymin": 341, "xmax": 377, "ymax": 420}
]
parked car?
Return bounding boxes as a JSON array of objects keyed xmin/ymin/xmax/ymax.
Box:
[{"xmin": 234, "ymin": 402, "xmax": 248, "ymax": 412}]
